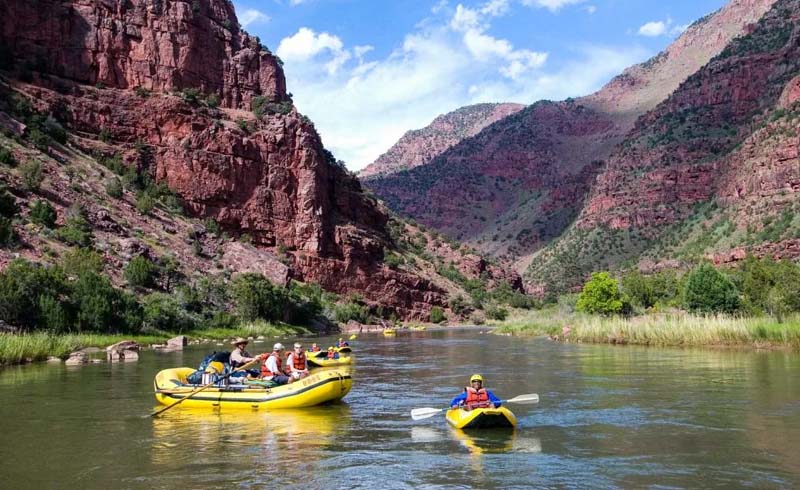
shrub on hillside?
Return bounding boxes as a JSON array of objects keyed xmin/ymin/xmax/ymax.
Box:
[
  {"xmin": 0, "ymin": 217, "xmax": 14, "ymax": 247},
  {"xmin": 61, "ymin": 248, "xmax": 104, "ymax": 277},
  {"xmin": 0, "ymin": 259, "xmax": 67, "ymax": 330},
  {"xmin": 576, "ymin": 272, "xmax": 630, "ymax": 315},
  {"xmin": 106, "ymin": 177, "xmax": 123, "ymax": 198},
  {"xmin": 20, "ymin": 160, "xmax": 43, "ymax": 192},
  {"xmin": 135, "ymin": 192, "xmax": 155, "ymax": 215},
  {"xmin": 125, "ymin": 256, "xmax": 158, "ymax": 288},
  {"xmin": 28, "ymin": 199, "xmax": 56, "ymax": 227},
  {"xmin": 683, "ymin": 263, "xmax": 740, "ymax": 314},
  {"xmin": 485, "ymin": 305, "xmax": 508, "ymax": 321},
  {"xmin": 332, "ymin": 301, "xmax": 371, "ymax": 324},
  {"xmin": 0, "ymin": 188, "xmax": 18, "ymax": 217},
  {"xmin": 230, "ymin": 273, "xmax": 285, "ymax": 322},
  {"xmin": 142, "ymin": 293, "xmax": 196, "ymax": 332},
  {"xmin": 0, "ymin": 147, "xmax": 16, "ymax": 166},
  {"xmin": 57, "ymin": 204, "xmax": 92, "ymax": 247},
  {"xmin": 429, "ymin": 306, "xmax": 446, "ymax": 323}
]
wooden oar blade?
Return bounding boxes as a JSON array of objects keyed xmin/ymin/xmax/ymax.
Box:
[
  {"xmin": 410, "ymin": 407, "xmax": 444, "ymax": 420},
  {"xmin": 506, "ymin": 393, "xmax": 539, "ymax": 404}
]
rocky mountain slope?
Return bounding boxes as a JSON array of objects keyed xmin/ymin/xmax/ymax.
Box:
[
  {"xmin": 528, "ymin": 0, "xmax": 800, "ymax": 292},
  {"xmin": 363, "ymin": 0, "xmax": 777, "ymax": 272},
  {"xmin": 0, "ymin": 0, "xmax": 522, "ymax": 320},
  {"xmin": 359, "ymin": 103, "xmax": 524, "ymax": 179}
]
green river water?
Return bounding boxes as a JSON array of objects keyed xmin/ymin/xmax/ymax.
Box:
[{"xmin": 0, "ymin": 329, "xmax": 798, "ymax": 489}]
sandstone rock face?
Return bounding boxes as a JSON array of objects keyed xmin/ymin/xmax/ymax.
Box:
[
  {"xmin": 0, "ymin": 0, "xmax": 286, "ymax": 110},
  {"xmin": 363, "ymin": 0, "xmax": 776, "ymax": 268},
  {"xmin": 360, "ymin": 103, "xmax": 524, "ymax": 179},
  {"xmin": 221, "ymin": 242, "xmax": 291, "ymax": 286},
  {"xmin": 0, "ymin": 0, "xmax": 446, "ymax": 319},
  {"xmin": 167, "ymin": 336, "xmax": 187, "ymax": 350}
]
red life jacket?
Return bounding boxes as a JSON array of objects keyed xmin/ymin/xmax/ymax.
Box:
[
  {"xmin": 261, "ymin": 352, "xmax": 283, "ymax": 378},
  {"xmin": 290, "ymin": 351, "xmax": 306, "ymax": 370},
  {"xmin": 327, "ymin": 351, "xmax": 337, "ymax": 359},
  {"xmin": 464, "ymin": 387, "xmax": 491, "ymax": 409},
  {"xmin": 311, "ymin": 346, "xmax": 321, "ymax": 352}
]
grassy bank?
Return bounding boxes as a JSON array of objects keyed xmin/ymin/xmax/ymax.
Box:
[
  {"xmin": 493, "ymin": 309, "xmax": 800, "ymax": 348},
  {"xmin": 0, "ymin": 320, "xmax": 309, "ymax": 366}
]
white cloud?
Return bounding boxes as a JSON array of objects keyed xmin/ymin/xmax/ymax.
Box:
[
  {"xmin": 585, "ymin": 5, "xmax": 597, "ymax": 14},
  {"xmin": 238, "ymin": 8, "xmax": 269, "ymax": 27},
  {"xmin": 277, "ymin": 28, "xmax": 351, "ymax": 74},
  {"xmin": 276, "ymin": 1, "xmax": 650, "ymax": 170},
  {"xmin": 638, "ymin": 21, "xmax": 667, "ymax": 37},
  {"xmin": 521, "ymin": 0, "xmax": 586, "ymax": 12},
  {"xmin": 289, "ymin": 0, "xmax": 308, "ymax": 5}
]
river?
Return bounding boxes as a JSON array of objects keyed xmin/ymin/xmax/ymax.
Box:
[{"xmin": 0, "ymin": 329, "xmax": 798, "ymax": 489}]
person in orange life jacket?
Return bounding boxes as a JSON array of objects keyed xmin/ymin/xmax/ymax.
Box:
[
  {"xmin": 336, "ymin": 337, "xmax": 349, "ymax": 347},
  {"xmin": 326, "ymin": 347, "xmax": 339, "ymax": 359},
  {"xmin": 449, "ymin": 374, "xmax": 502, "ymax": 410},
  {"xmin": 261, "ymin": 343, "xmax": 291, "ymax": 385},
  {"xmin": 285, "ymin": 343, "xmax": 310, "ymax": 380},
  {"xmin": 310, "ymin": 343, "xmax": 321, "ymax": 352}
]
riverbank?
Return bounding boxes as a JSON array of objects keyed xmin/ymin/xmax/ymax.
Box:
[
  {"xmin": 0, "ymin": 320, "xmax": 310, "ymax": 366},
  {"xmin": 492, "ymin": 309, "xmax": 800, "ymax": 349}
]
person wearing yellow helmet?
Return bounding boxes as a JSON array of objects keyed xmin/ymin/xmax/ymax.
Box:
[{"xmin": 450, "ymin": 374, "xmax": 502, "ymax": 410}]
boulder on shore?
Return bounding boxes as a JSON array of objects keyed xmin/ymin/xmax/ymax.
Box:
[
  {"xmin": 167, "ymin": 336, "xmax": 188, "ymax": 350},
  {"xmin": 106, "ymin": 340, "xmax": 141, "ymax": 362},
  {"xmin": 65, "ymin": 352, "xmax": 88, "ymax": 365}
]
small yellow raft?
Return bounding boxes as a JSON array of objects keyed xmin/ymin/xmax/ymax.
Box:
[
  {"xmin": 383, "ymin": 329, "xmax": 396, "ymax": 336},
  {"xmin": 335, "ymin": 345, "xmax": 352, "ymax": 354},
  {"xmin": 307, "ymin": 351, "xmax": 353, "ymax": 368},
  {"xmin": 445, "ymin": 407, "xmax": 517, "ymax": 429},
  {"xmin": 154, "ymin": 367, "xmax": 352, "ymax": 410}
]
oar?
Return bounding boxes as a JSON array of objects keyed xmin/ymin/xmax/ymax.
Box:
[
  {"xmin": 149, "ymin": 356, "xmax": 263, "ymax": 417},
  {"xmin": 410, "ymin": 393, "xmax": 540, "ymax": 421}
]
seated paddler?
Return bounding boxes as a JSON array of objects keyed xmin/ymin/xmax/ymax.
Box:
[
  {"xmin": 450, "ymin": 374, "xmax": 502, "ymax": 410},
  {"xmin": 229, "ymin": 338, "xmax": 263, "ymax": 377}
]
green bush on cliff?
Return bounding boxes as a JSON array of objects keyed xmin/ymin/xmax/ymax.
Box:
[
  {"xmin": 62, "ymin": 248, "xmax": 104, "ymax": 277},
  {"xmin": 429, "ymin": 306, "xmax": 446, "ymax": 323},
  {"xmin": 20, "ymin": 161, "xmax": 43, "ymax": 192},
  {"xmin": 0, "ymin": 147, "xmax": 16, "ymax": 166},
  {"xmin": 684, "ymin": 263, "xmax": 740, "ymax": 314},
  {"xmin": 125, "ymin": 256, "xmax": 158, "ymax": 288},
  {"xmin": 28, "ymin": 200, "xmax": 56, "ymax": 228},
  {"xmin": 231, "ymin": 273, "xmax": 285, "ymax": 322},
  {"xmin": 57, "ymin": 204, "xmax": 92, "ymax": 247},
  {"xmin": 0, "ymin": 218, "xmax": 14, "ymax": 247},
  {"xmin": 105, "ymin": 178, "xmax": 123, "ymax": 198},
  {"xmin": 0, "ymin": 187, "xmax": 18, "ymax": 218},
  {"xmin": 576, "ymin": 272, "xmax": 630, "ymax": 316},
  {"xmin": 332, "ymin": 301, "xmax": 371, "ymax": 324}
]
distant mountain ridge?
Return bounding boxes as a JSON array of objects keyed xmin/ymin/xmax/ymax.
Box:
[
  {"xmin": 359, "ymin": 103, "xmax": 524, "ymax": 179},
  {"xmin": 363, "ymin": 0, "xmax": 779, "ymax": 282}
]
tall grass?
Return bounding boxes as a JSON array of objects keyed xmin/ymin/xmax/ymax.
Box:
[
  {"xmin": 494, "ymin": 309, "xmax": 800, "ymax": 348},
  {"xmin": 0, "ymin": 321, "xmax": 312, "ymax": 366},
  {"xmin": 0, "ymin": 333, "xmax": 168, "ymax": 365}
]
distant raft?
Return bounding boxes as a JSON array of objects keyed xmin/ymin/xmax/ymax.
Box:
[
  {"xmin": 383, "ymin": 329, "xmax": 396, "ymax": 336},
  {"xmin": 154, "ymin": 367, "xmax": 352, "ymax": 410},
  {"xmin": 445, "ymin": 407, "xmax": 517, "ymax": 429},
  {"xmin": 307, "ymin": 350, "xmax": 353, "ymax": 368}
]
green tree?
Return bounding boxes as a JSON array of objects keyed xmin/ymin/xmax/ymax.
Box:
[
  {"xmin": 105, "ymin": 178, "xmax": 123, "ymax": 199},
  {"xmin": 38, "ymin": 294, "xmax": 69, "ymax": 333},
  {"xmin": 125, "ymin": 256, "xmax": 158, "ymax": 288},
  {"xmin": 485, "ymin": 305, "xmax": 508, "ymax": 321},
  {"xmin": 61, "ymin": 248, "xmax": 104, "ymax": 277},
  {"xmin": 230, "ymin": 273, "xmax": 284, "ymax": 322},
  {"xmin": 0, "ymin": 187, "xmax": 18, "ymax": 217},
  {"xmin": 20, "ymin": 160, "xmax": 43, "ymax": 192},
  {"xmin": 142, "ymin": 293, "xmax": 195, "ymax": 332},
  {"xmin": 136, "ymin": 192, "xmax": 155, "ymax": 215},
  {"xmin": 0, "ymin": 218, "xmax": 13, "ymax": 247},
  {"xmin": 576, "ymin": 271, "xmax": 630, "ymax": 315},
  {"xmin": 28, "ymin": 199, "xmax": 56, "ymax": 227},
  {"xmin": 684, "ymin": 263, "xmax": 740, "ymax": 314},
  {"xmin": 0, "ymin": 147, "xmax": 16, "ymax": 166},
  {"xmin": 429, "ymin": 306, "xmax": 446, "ymax": 323}
]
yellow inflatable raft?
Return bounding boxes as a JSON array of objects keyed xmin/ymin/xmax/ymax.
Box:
[
  {"xmin": 335, "ymin": 345, "xmax": 352, "ymax": 353},
  {"xmin": 307, "ymin": 350, "xmax": 353, "ymax": 368},
  {"xmin": 445, "ymin": 407, "xmax": 517, "ymax": 429},
  {"xmin": 383, "ymin": 329, "xmax": 396, "ymax": 336},
  {"xmin": 154, "ymin": 367, "xmax": 352, "ymax": 410}
]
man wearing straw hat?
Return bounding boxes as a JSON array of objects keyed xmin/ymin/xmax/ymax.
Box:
[{"xmin": 230, "ymin": 338, "xmax": 264, "ymax": 377}]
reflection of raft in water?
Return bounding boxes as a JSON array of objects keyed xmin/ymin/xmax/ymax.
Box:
[
  {"xmin": 154, "ymin": 367, "xmax": 352, "ymax": 410},
  {"xmin": 307, "ymin": 350, "xmax": 353, "ymax": 368},
  {"xmin": 446, "ymin": 407, "xmax": 517, "ymax": 429}
]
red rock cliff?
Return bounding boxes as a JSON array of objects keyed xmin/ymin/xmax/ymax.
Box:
[{"xmin": 0, "ymin": 0, "xmax": 446, "ymax": 318}]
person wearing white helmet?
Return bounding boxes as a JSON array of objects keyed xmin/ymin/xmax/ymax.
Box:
[
  {"xmin": 261, "ymin": 343, "xmax": 291, "ymax": 385},
  {"xmin": 285, "ymin": 342, "xmax": 310, "ymax": 380}
]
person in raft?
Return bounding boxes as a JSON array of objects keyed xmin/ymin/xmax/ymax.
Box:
[
  {"xmin": 326, "ymin": 346, "xmax": 340, "ymax": 359},
  {"xmin": 336, "ymin": 337, "xmax": 349, "ymax": 347},
  {"xmin": 310, "ymin": 343, "xmax": 321, "ymax": 352},
  {"xmin": 261, "ymin": 343, "xmax": 291, "ymax": 385},
  {"xmin": 450, "ymin": 374, "xmax": 502, "ymax": 410},
  {"xmin": 285, "ymin": 342, "xmax": 310, "ymax": 380},
  {"xmin": 229, "ymin": 338, "xmax": 263, "ymax": 376}
]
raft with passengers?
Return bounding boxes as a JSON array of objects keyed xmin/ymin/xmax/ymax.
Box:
[{"xmin": 153, "ymin": 337, "xmax": 354, "ymax": 412}]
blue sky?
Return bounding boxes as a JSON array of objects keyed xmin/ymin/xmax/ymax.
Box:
[{"xmin": 232, "ymin": 0, "xmax": 728, "ymax": 170}]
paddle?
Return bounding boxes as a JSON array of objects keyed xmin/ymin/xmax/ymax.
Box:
[
  {"xmin": 149, "ymin": 356, "xmax": 263, "ymax": 417},
  {"xmin": 410, "ymin": 393, "xmax": 540, "ymax": 421}
]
